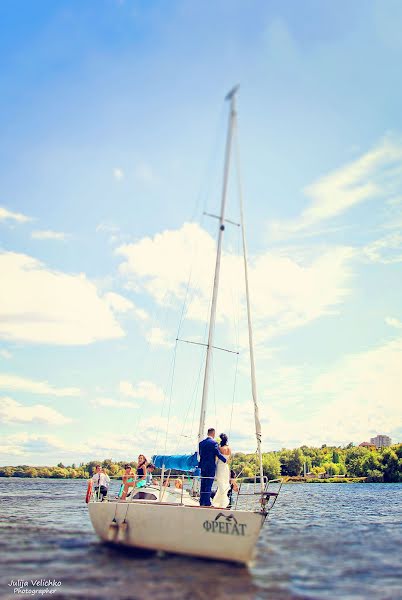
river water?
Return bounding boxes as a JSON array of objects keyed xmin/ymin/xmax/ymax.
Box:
[{"xmin": 0, "ymin": 479, "xmax": 401, "ymax": 599}]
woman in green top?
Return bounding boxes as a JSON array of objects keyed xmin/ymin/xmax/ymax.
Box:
[{"xmin": 120, "ymin": 456, "xmax": 148, "ymax": 500}]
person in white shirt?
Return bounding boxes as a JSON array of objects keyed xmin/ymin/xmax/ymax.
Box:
[
  {"xmin": 146, "ymin": 463, "xmax": 156, "ymax": 485},
  {"xmin": 92, "ymin": 465, "xmax": 110, "ymax": 501}
]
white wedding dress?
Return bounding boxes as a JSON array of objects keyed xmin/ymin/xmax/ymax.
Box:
[{"xmin": 212, "ymin": 459, "xmax": 230, "ymax": 508}]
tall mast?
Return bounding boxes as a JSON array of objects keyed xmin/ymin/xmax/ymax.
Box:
[
  {"xmin": 234, "ymin": 102, "xmax": 265, "ymax": 493},
  {"xmin": 197, "ymin": 86, "xmax": 238, "ymax": 443}
]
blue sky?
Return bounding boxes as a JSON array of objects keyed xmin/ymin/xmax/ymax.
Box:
[{"xmin": 1, "ymin": 0, "xmax": 401, "ymax": 465}]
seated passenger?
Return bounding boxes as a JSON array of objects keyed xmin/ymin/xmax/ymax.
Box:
[
  {"xmin": 92, "ymin": 465, "xmax": 110, "ymax": 501},
  {"xmin": 146, "ymin": 463, "xmax": 156, "ymax": 485},
  {"xmin": 175, "ymin": 478, "xmax": 183, "ymax": 489},
  {"xmin": 118, "ymin": 464, "xmax": 135, "ymax": 499},
  {"xmin": 121, "ymin": 455, "xmax": 148, "ymax": 500}
]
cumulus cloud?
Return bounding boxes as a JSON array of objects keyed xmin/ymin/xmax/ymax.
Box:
[
  {"xmin": 116, "ymin": 223, "xmax": 354, "ymax": 341},
  {"xmin": 31, "ymin": 230, "xmax": 69, "ymax": 241},
  {"xmin": 0, "ymin": 397, "xmax": 71, "ymax": 425},
  {"xmin": 0, "ymin": 251, "xmax": 125, "ymax": 344},
  {"xmin": 385, "ymin": 316, "xmax": 402, "ymax": 329},
  {"xmin": 0, "ymin": 373, "xmax": 80, "ymax": 396},
  {"xmin": 103, "ymin": 292, "xmax": 134, "ymax": 313},
  {"xmin": 247, "ymin": 246, "xmax": 354, "ymax": 339},
  {"xmin": 103, "ymin": 292, "xmax": 148, "ymax": 320},
  {"xmin": 0, "ymin": 432, "xmax": 69, "ymax": 457},
  {"xmin": 0, "ymin": 422, "xmax": 181, "ymax": 462},
  {"xmin": 95, "ymin": 222, "xmax": 130, "ymax": 246},
  {"xmin": 146, "ymin": 327, "xmax": 172, "ymax": 347},
  {"xmin": 269, "ymin": 138, "xmax": 402, "ymax": 240},
  {"xmin": 90, "ymin": 396, "xmax": 138, "ymax": 409},
  {"xmin": 256, "ymin": 336, "xmax": 402, "ymax": 449},
  {"xmin": 306, "ymin": 337, "xmax": 402, "ymax": 444},
  {"xmin": 363, "ymin": 232, "xmax": 402, "ymax": 264},
  {"xmin": 119, "ymin": 380, "xmax": 164, "ymax": 403},
  {"xmin": 116, "ymin": 222, "xmax": 213, "ymax": 303},
  {"xmin": 0, "ymin": 206, "xmax": 31, "ymax": 224},
  {"xmin": 186, "ymin": 331, "xmax": 401, "ymax": 452}
]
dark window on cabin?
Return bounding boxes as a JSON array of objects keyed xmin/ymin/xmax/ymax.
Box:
[{"xmin": 133, "ymin": 492, "xmax": 157, "ymax": 500}]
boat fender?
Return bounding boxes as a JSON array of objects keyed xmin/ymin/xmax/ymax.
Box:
[
  {"xmin": 117, "ymin": 521, "xmax": 128, "ymax": 543},
  {"xmin": 107, "ymin": 519, "xmax": 119, "ymax": 542},
  {"xmin": 85, "ymin": 480, "xmax": 93, "ymax": 504}
]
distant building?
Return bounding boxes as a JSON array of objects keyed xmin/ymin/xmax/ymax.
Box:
[
  {"xmin": 359, "ymin": 441, "xmax": 374, "ymax": 448},
  {"xmin": 370, "ymin": 434, "xmax": 392, "ymax": 448}
]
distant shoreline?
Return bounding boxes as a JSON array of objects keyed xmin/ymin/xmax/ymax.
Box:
[{"xmin": 1, "ymin": 443, "xmax": 401, "ymax": 483}]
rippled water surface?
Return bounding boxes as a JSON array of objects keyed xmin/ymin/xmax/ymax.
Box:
[{"xmin": 0, "ymin": 479, "xmax": 401, "ymax": 599}]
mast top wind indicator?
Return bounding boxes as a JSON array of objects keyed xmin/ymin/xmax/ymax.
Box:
[{"xmin": 225, "ymin": 84, "xmax": 240, "ymax": 102}]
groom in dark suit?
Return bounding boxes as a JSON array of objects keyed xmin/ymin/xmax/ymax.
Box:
[{"xmin": 198, "ymin": 427, "xmax": 227, "ymax": 506}]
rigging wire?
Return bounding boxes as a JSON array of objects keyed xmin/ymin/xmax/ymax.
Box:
[
  {"xmin": 129, "ymin": 287, "xmax": 175, "ymax": 440},
  {"xmin": 157, "ymin": 107, "xmax": 227, "ymax": 454},
  {"xmin": 174, "ymin": 353, "xmax": 204, "ymax": 454},
  {"xmin": 228, "ymin": 352, "xmax": 240, "ymax": 440},
  {"xmin": 152, "ymin": 341, "xmax": 178, "ymax": 456},
  {"xmin": 210, "ymin": 349, "xmax": 217, "ymax": 430},
  {"xmin": 163, "ymin": 339, "xmax": 179, "ymax": 455},
  {"xmin": 228, "ymin": 150, "xmax": 243, "ymax": 440},
  {"xmin": 152, "ymin": 103, "xmax": 233, "ymax": 456}
]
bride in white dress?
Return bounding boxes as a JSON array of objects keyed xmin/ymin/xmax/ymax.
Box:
[{"xmin": 212, "ymin": 433, "xmax": 231, "ymax": 508}]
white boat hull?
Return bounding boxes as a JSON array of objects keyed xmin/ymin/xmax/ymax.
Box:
[{"xmin": 88, "ymin": 500, "xmax": 266, "ymax": 564}]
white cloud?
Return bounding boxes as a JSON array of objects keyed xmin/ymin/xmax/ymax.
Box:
[
  {"xmin": 247, "ymin": 245, "xmax": 354, "ymax": 339},
  {"xmin": 103, "ymin": 291, "xmax": 148, "ymax": 320},
  {"xmin": 0, "ymin": 350, "xmax": 12, "ymax": 359},
  {"xmin": 116, "ymin": 222, "xmax": 215, "ymax": 305},
  {"xmin": 95, "ymin": 222, "xmax": 130, "ymax": 246},
  {"xmin": 0, "ymin": 397, "xmax": 71, "ymax": 425},
  {"xmin": 116, "ymin": 223, "xmax": 354, "ymax": 341},
  {"xmin": 363, "ymin": 232, "xmax": 402, "ymax": 264},
  {"xmin": 255, "ymin": 336, "xmax": 402, "ymax": 449},
  {"xmin": 81, "ymin": 420, "xmax": 182, "ymax": 462},
  {"xmin": 113, "ymin": 167, "xmax": 124, "ymax": 180},
  {"xmin": 146, "ymin": 326, "xmax": 172, "ymax": 347},
  {"xmin": 119, "ymin": 380, "xmax": 164, "ymax": 403},
  {"xmin": 307, "ymin": 337, "xmax": 402, "ymax": 444},
  {"xmin": 90, "ymin": 396, "xmax": 138, "ymax": 409},
  {"xmin": 96, "ymin": 222, "xmax": 120, "ymax": 234},
  {"xmin": 0, "ymin": 251, "xmax": 125, "ymax": 344},
  {"xmin": 385, "ymin": 317, "xmax": 402, "ymax": 330},
  {"xmin": 104, "ymin": 292, "xmax": 134, "ymax": 313},
  {"xmin": 0, "ymin": 424, "xmax": 181, "ymax": 462},
  {"xmin": 194, "ymin": 332, "xmax": 402, "ymax": 451},
  {"xmin": 31, "ymin": 230, "xmax": 69, "ymax": 241},
  {"xmin": 269, "ymin": 138, "xmax": 402, "ymax": 240},
  {"xmin": 0, "ymin": 206, "xmax": 31, "ymax": 224},
  {"xmin": 0, "ymin": 432, "xmax": 69, "ymax": 457},
  {"xmin": 0, "ymin": 373, "xmax": 81, "ymax": 396}
]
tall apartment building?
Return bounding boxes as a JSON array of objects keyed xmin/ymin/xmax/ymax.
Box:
[{"xmin": 370, "ymin": 434, "xmax": 392, "ymax": 448}]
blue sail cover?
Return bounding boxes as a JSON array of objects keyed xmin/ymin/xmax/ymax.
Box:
[{"xmin": 152, "ymin": 452, "xmax": 198, "ymax": 472}]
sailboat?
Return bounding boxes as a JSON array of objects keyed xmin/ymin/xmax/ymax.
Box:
[{"xmin": 88, "ymin": 86, "xmax": 282, "ymax": 564}]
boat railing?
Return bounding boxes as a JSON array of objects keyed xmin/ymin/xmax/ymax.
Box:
[
  {"xmin": 158, "ymin": 474, "xmax": 282, "ymax": 513},
  {"xmin": 232, "ymin": 477, "xmax": 282, "ymax": 513},
  {"xmin": 89, "ymin": 474, "xmax": 282, "ymax": 513}
]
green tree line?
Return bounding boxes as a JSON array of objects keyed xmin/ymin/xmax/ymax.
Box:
[{"xmin": 1, "ymin": 444, "xmax": 401, "ymax": 482}]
